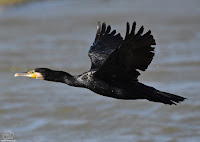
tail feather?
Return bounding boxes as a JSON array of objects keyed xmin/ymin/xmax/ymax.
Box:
[{"xmin": 139, "ymin": 83, "xmax": 186, "ymax": 105}]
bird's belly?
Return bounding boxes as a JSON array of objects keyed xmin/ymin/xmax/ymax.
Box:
[{"xmin": 87, "ymin": 80, "xmax": 126, "ymax": 99}]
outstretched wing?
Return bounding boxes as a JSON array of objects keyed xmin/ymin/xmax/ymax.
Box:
[
  {"xmin": 94, "ymin": 22, "xmax": 156, "ymax": 81},
  {"xmin": 88, "ymin": 22, "xmax": 123, "ymax": 70}
]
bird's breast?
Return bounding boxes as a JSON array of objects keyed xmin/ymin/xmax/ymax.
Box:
[{"xmin": 76, "ymin": 72, "xmax": 94, "ymax": 86}]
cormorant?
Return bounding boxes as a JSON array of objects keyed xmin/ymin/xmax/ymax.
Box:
[{"xmin": 15, "ymin": 22, "xmax": 186, "ymax": 105}]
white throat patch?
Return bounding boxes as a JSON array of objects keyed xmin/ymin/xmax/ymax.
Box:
[{"xmin": 35, "ymin": 72, "xmax": 44, "ymax": 80}]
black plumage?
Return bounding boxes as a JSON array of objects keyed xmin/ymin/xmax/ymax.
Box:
[{"xmin": 15, "ymin": 22, "xmax": 186, "ymax": 105}]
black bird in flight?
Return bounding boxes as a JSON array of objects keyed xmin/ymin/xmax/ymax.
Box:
[{"xmin": 15, "ymin": 22, "xmax": 186, "ymax": 105}]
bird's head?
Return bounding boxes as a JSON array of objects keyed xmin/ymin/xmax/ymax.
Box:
[{"xmin": 14, "ymin": 68, "xmax": 50, "ymax": 80}]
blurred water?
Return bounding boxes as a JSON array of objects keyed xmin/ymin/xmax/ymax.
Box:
[{"xmin": 0, "ymin": 0, "xmax": 200, "ymax": 142}]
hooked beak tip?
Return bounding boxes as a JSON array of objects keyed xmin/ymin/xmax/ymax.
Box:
[{"xmin": 14, "ymin": 73, "xmax": 19, "ymax": 77}]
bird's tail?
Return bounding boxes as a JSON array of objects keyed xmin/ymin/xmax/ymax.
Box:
[{"xmin": 138, "ymin": 83, "xmax": 186, "ymax": 105}]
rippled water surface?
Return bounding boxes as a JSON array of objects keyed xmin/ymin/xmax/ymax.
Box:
[{"xmin": 0, "ymin": 0, "xmax": 200, "ymax": 142}]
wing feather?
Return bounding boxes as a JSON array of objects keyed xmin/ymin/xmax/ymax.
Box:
[
  {"xmin": 88, "ymin": 22, "xmax": 123, "ymax": 70},
  {"xmin": 94, "ymin": 22, "xmax": 156, "ymax": 81}
]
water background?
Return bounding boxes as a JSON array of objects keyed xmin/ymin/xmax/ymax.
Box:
[{"xmin": 0, "ymin": 0, "xmax": 200, "ymax": 142}]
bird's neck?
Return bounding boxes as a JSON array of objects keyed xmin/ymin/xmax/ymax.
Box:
[
  {"xmin": 62, "ymin": 72, "xmax": 77, "ymax": 86},
  {"xmin": 44, "ymin": 70, "xmax": 78, "ymax": 86}
]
